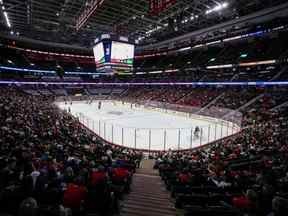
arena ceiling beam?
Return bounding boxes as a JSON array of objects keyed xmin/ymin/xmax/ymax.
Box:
[
  {"xmin": 76, "ymin": 0, "xmax": 105, "ymax": 31},
  {"xmin": 1, "ymin": 0, "xmax": 287, "ymax": 47},
  {"xmin": 140, "ymin": 1, "xmax": 288, "ymax": 50},
  {"xmin": 4, "ymin": 1, "xmax": 25, "ymax": 12}
]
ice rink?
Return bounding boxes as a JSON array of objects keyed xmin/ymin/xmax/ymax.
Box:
[{"xmin": 56, "ymin": 100, "xmax": 240, "ymax": 151}]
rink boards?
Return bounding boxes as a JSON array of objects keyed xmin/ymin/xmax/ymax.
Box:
[{"xmin": 56, "ymin": 100, "xmax": 241, "ymax": 151}]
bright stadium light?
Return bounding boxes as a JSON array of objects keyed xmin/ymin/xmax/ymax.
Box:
[
  {"xmin": 206, "ymin": 2, "xmax": 228, "ymax": 15},
  {"xmin": 240, "ymin": 53, "xmax": 248, "ymax": 58},
  {"xmin": 1, "ymin": 0, "xmax": 11, "ymax": 28},
  {"xmin": 4, "ymin": 11, "xmax": 11, "ymax": 28},
  {"xmin": 222, "ymin": 2, "xmax": 228, "ymax": 8}
]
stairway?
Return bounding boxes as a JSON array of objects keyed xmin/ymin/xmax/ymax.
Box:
[{"xmin": 120, "ymin": 160, "xmax": 176, "ymax": 216}]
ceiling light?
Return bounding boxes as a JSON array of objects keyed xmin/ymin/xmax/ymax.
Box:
[
  {"xmin": 1, "ymin": 1, "xmax": 11, "ymax": 28},
  {"xmin": 3, "ymin": 11, "xmax": 11, "ymax": 28},
  {"xmin": 205, "ymin": 2, "xmax": 228, "ymax": 15},
  {"xmin": 240, "ymin": 54, "xmax": 248, "ymax": 58},
  {"xmin": 222, "ymin": 2, "xmax": 228, "ymax": 8}
]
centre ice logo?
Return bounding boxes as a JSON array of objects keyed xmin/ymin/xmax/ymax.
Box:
[{"xmin": 107, "ymin": 111, "xmax": 124, "ymax": 116}]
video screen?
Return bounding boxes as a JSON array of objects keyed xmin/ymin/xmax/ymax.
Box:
[
  {"xmin": 93, "ymin": 42, "xmax": 105, "ymax": 65},
  {"xmin": 111, "ymin": 41, "xmax": 134, "ymax": 66}
]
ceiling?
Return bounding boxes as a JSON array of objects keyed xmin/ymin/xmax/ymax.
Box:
[{"xmin": 0, "ymin": 0, "xmax": 287, "ymax": 47}]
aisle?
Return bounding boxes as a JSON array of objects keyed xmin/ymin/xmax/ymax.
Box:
[{"xmin": 120, "ymin": 160, "xmax": 176, "ymax": 216}]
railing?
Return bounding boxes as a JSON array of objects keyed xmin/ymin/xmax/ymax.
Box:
[{"xmin": 76, "ymin": 112, "xmax": 239, "ymax": 151}]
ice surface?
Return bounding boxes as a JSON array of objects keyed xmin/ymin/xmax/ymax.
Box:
[{"xmin": 57, "ymin": 100, "xmax": 239, "ymax": 151}]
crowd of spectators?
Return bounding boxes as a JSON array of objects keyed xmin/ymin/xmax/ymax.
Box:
[
  {"xmin": 1, "ymin": 83, "xmax": 288, "ymax": 216},
  {"xmin": 154, "ymin": 104, "xmax": 288, "ymax": 215},
  {"xmin": 177, "ymin": 88, "xmax": 221, "ymax": 107},
  {"xmin": 121, "ymin": 86, "xmax": 286, "ymax": 120},
  {"xmin": 0, "ymin": 86, "xmax": 143, "ymax": 216},
  {"xmin": 115, "ymin": 83, "xmax": 288, "ymax": 215},
  {"xmin": 209, "ymin": 87, "xmax": 264, "ymax": 110},
  {"xmin": 122, "ymin": 86, "xmax": 222, "ymax": 107}
]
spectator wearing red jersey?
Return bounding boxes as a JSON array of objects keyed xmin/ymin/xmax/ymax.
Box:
[
  {"xmin": 90, "ymin": 166, "xmax": 107, "ymax": 186},
  {"xmin": 111, "ymin": 166, "xmax": 130, "ymax": 183},
  {"xmin": 178, "ymin": 169, "xmax": 191, "ymax": 184},
  {"xmin": 63, "ymin": 177, "xmax": 87, "ymax": 214},
  {"xmin": 111, "ymin": 163, "xmax": 131, "ymax": 194}
]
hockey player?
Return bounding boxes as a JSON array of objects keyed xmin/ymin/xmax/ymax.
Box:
[{"xmin": 194, "ymin": 126, "xmax": 200, "ymax": 139}]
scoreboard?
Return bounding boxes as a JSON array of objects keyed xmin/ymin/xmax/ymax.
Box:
[
  {"xmin": 111, "ymin": 41, "xmax": 134, "ymax": 66},
  {"xmin": 93, "ymin": 36, "xmax": 135, "ymax": 74},
  {"xmin": 92, "ymin": 42, "xmax": 105, "ymax": 65}
]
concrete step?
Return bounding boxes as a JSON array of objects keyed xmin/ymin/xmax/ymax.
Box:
[
  {"xmin": 127, "ymin": 193, "xmax": 170, "ymax": 202},
  {"xmin": 123, "ymin": 198, "xmax": 175, "ymax": 209},
  {"xmin": 120, "ymin": 160, "xmax": 176, "ymax": 216},
  {"xmin": 121, "ymin": 208, "xmax": 175, "ymax": 216}
]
